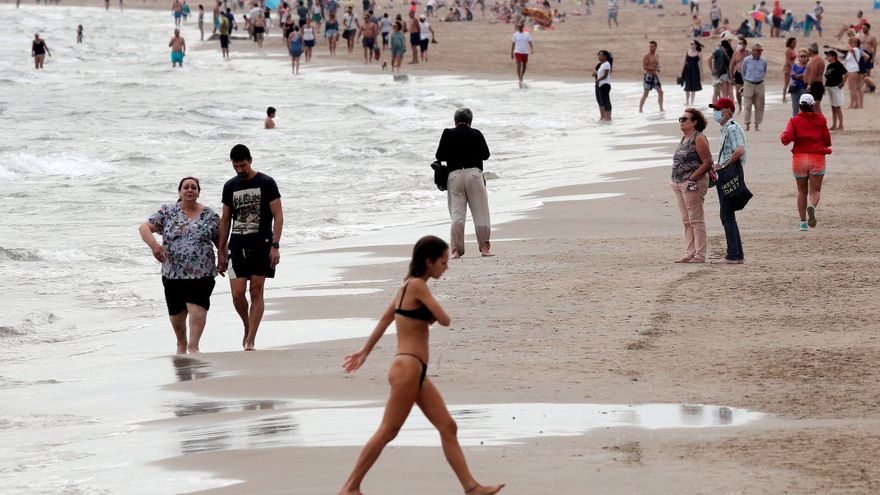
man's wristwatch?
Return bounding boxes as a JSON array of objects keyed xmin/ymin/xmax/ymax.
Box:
[{"xmin": 271, "ymin": 242, "xmax": 280, "ymax": 249}]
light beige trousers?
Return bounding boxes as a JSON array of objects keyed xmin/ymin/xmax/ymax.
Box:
[
  {"xmin": 743, "ymin": 81, "xmax": 765, "ymax": 125},
  {"xmin": 670, "ymin": 177, "xmax": 709, "ymax": 261},
  {"xmin": 447, "ymin": 168, "xmax": 491, "ymax": 255}
]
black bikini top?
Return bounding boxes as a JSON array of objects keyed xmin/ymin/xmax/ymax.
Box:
[{"xmin": 394, "ymin": 281, "xmax": 435, "ymax": 322}]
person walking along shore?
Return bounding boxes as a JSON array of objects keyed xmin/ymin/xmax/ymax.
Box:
[
  {"xmin": 217, "ymin": 144, "xmax": 283, "ymax": 351},
  {"xmin": 139, "ymin": 177, "xmax": 220, "ymax": 354},
  {"xmin": 339, "ymin": 235, "xmax": 505, "ymax": 495},
  {"xmin": 435, "ymin": 108, "xmax": 494, "ymax": 258},
  {"xmin": 781, "ymin": 93, "xmax": 831, "ymax": 231}
]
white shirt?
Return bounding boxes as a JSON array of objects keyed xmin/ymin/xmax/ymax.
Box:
[
  {"xmin": 512, "ymin": 31, "xmax": 531, "ymax": 54},
  {"xmin": 248, "ymin": 6, "xmax": 262, "ymax": 20},
  {"xmin": 845, "ymin": 47, "xmax": 861, "ymax": 73},
  {"xmin": 420, "ymin": 20, "xmax": 431, "ymax": 40},
  {"xmin": 597, "ymin": 60, "xmax": 612, "ymax": 86},
  {"xmin": 343, "ymin": 12, "xmax": 356, "ymax": 30}
]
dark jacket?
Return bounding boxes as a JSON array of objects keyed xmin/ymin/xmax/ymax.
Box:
[{"xmin": 435, "ymin": 124, "xmax": 491, "ymax": 172}]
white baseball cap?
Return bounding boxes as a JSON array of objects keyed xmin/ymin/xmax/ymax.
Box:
[{"xmin": 799, "ymin": 93, "xmax": 815, "ymax": 106}]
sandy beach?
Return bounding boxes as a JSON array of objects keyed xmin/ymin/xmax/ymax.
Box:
[
  {"xmin": 6, "ymin": 0, "xmax": 880, "ymax": 492},
  {"xmin": 153, "ymin": 98, "xmax": 880, "ymax": 493}
]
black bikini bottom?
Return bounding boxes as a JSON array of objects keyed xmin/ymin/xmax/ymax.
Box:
[{"xmin": 396, "ymin": 353, "xmax": 427, "ymax": 386}]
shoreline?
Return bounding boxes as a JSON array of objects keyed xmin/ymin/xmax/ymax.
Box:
[{"xmin": 154, "ymin": 86, "xmax": 880, "ymax": 493}]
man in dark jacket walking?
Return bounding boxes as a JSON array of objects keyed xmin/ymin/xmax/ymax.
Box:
[{"xmin": 435, "ymin": 108, "xmax": 494, "ymax": 258}]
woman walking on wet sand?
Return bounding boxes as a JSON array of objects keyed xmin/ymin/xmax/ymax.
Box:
[{"xmin": 339, "ymin": 235, "xmax": 504, "ymax": 495}]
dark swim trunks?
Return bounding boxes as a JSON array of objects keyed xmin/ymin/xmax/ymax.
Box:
[
  {"xmin": 362, "ymin": 36, "xmax": 375, "ymax": 49},
  {"xmin": 410, "ymin": 32, "xmax": 420, "ymax": 46},
  {"xmin": 734, "ymin": 71, "xmax": 744, "ymax": 86},
  {"xmin": 220, "ymin": 34, "xmax": 229, "ymax": 48},
  {"xmin": 809, "ymin": 81, "xmax": 825, "ymax": 101},
  {"xmin": 162, "ymin": 276, "xmax": 215, "ymax": 315}
]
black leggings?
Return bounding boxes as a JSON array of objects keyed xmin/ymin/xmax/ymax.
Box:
[{"xmin": 595, "ymin": 83, "xmax": 612, "ymax": 112}]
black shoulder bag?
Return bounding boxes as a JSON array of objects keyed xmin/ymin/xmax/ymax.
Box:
[
  {"xmin": 716, "ymin": 126, "xmax": 753, "ymax": 211},
  {"xmin": 430, "ymin": 160, "xmax": 448, "ymax": 192}
]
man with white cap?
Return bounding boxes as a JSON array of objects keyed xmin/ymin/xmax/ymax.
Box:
[{"xmin": 418, "ymin": 14, "xmax": 434, "ymax": 62}]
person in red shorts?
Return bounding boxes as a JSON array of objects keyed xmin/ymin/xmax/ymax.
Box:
[
  {"xmin": 780, "ymin": 93, "xmax": 832, "ymax": 231},
  {"xmin": 510, "ymin": 23, "xmax": 533, "ymax": 89}
]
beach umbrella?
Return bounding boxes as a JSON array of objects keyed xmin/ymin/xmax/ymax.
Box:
[
  {"xmin": 266, "ymin": 0, "xmax": 280, "ymax": 9},
  {"xmin": 750, "ymin": 10, "xmax": 765, "ymax": 22}
]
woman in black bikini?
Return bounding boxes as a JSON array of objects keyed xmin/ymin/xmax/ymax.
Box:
[{"xmin": 340, "ymin": 235, "xmax": 504, "ymax": 495}]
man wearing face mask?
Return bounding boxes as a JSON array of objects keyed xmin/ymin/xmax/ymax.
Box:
[{"xmin": 708, "ymin": 97, "xmax": 746, "ymax": 264}]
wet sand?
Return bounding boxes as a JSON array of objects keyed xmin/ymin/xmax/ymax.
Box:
[
  {"xmin": 151, "ymin": 87, "xmax": 880, "ymax": 493},
  {"xmin": 25, "ymin": 0, "xmax": 880, "ymax": 491}
]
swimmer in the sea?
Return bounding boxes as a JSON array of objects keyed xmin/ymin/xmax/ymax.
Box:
[
  {"xmin": 169, "ymin": 28, "xmax": 186, "ymax": 67},
  {"xmin": 265, "ymin": 107, "xmax": 276, "ymax": 129}
]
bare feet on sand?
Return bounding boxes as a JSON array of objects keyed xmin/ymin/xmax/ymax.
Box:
[
  {"xmin": 466, "ymin": 483, "xmax": 506, "ymax": 494},
  {"xmin": 176, "ymin": 343, "xmax": 187, "ymax": 354},
  {"xmin": 451, "ymin": 250, "xmax": 462, "ymax": 259},
  {"xmin": 480, "ymin": 248, "xmax": 495, "ymax": 257},
  {"xmin": 187, "ymin": 344, "xmax": 200, "ymax": 353},
  {"xmin": 338, "ymin": 488, "xmax": 362, "ymax": 495}
]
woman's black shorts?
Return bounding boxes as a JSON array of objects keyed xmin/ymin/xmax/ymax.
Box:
[{"xmin": 162, "ymin": 277, "xmax": 216, "ymax": 315}]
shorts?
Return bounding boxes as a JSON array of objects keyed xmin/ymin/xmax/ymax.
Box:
[
  {"xmin": 643, "ymin": 73, "xmax": 661, "ymax": 91},
  {"xmin": 162, "ymin": 276, "xmax": 215, "ymax": 315},
  {"xmin": 734, "ymin": 71, "xmax": 744, "ymax": 86},
  {"xmin": 254, "ymin": 26, "xmax": 265, "ymax": 34},
  {"xmin": 772, "ymin": 17, "xmax": 781, "ymax": 29},
  {"xmin": 711, "ymin": 18, "xmax": 719, "ymax": 28},
  {"xmin": 304, "ymin": 39, "xmax": 315, "ymax": 47},
  {"xmin": 174, "ymin": 11, "xmax": 182, "ymax": 19},
  {"xmin": 391, "ymin": 46, "xmax": 404, "ymax": 57},
  {"xmin": 419, "ymin": 38, "xmax": 429, "ymax": 51},
  {"xmin": 171, "ymin": 51, "xmax": 184, "ymax": 63},
  {"xmin": 312, "ymin": 13, "xmax": 321, "ymax": 22},
  {"xmin": 342, "ymin": 28, "xmax": 356, "ymax": 39},
  {"xmin": 229, "ymin": 246, "xmax": 275, "ymax": 279},
  {"xmin": 608, "ymin": 11, "xmax": 617, "ymax": 20},
  {"xmin": 826, "ymin": 85, "xmax": 844, "ymax": 107},
  {"xmin": 362, "ymin": 36, "xmax": 375, "ymax": 48},
  {"xmin": 514, "ymin": 52, "xmax": 528, "ymax": 63},
  {"xmin": 809, "ymin": 81, "xmax": 825, "ymax": 101},
  {"xmin": 791, "ymin": 152, "xmax": 826, "ymax": 179},
  {"xmin": 410, "ymin": 32, "xmax": 420, "ymax": 46},
  {"xmin": 220, "ymin": 34, "xmax": 229, "ymax": 48},
  {"xmin": 325, "ymin": 28, "xmax": 338, "ymax": 38},
  {"xmin": 382, "ymin": 32, "xmax": 389, "ymax": 44}
]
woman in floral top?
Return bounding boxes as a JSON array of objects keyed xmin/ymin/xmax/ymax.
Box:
[{"xmin": 139, "ymin": 177, "xmax": 220, "ymax": 354}]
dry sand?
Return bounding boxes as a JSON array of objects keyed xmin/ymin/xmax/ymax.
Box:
[{"xmin": 38, "ymin": 0, "xmax": 880, "ymax": 491}]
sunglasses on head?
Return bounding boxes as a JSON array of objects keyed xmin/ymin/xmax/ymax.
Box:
[{"xmin": 678, "ymin": 116, "xmax": 691, "ymax": 123}]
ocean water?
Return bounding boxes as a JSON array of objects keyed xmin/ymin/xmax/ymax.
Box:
[{"xmin": 0, "ymin": 4, "xmax": 693, "ymax": 493}]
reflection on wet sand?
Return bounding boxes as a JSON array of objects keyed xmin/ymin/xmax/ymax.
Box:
[
  {"xmin": 172, "ymin": 403, "xmax": 764, "ymax": 454},
  {"xmin": 170, "ymin": 356, "xmax": 214, "ymax": 383}
]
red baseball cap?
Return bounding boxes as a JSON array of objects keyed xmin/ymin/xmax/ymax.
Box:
[{"xmin": 709, "ymin": 98, "xmax": 735, "ymax": 111}]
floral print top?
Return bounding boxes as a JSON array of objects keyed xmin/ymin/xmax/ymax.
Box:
[{"xmin": 148, "ymin": 203, "xmax": 220, "ymax": 279}]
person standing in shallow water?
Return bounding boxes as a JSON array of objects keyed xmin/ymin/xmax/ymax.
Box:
[
  {"xmin": 217, "ymin": 144, "xmax": 284, "ymax": 351},
  {"xmin": 169, "ymin": 28, "xmax": 186, "ymax": 67},
  {"xmin": 31, "ymin": 33, "xmax": 51, "ymax": 70},
  {"xmin": 339, "ymin": 235, "xmax": 505, "ymax": 495},
  {"xmin": 139, "ymin": 177, "xmax": 220, "ymax": 354}
]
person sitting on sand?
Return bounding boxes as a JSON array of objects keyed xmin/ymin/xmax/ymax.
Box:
[
  {"xmin": 264, "ymin": 107, "xmax": 276, "ymax": 129},
  {"xmin": 139, "ymin": 177, "xmax": 220, "ymax": 354},
  {"xmin": 339, "ymin": 235, "xmax": 505, "ymax": 495}
]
